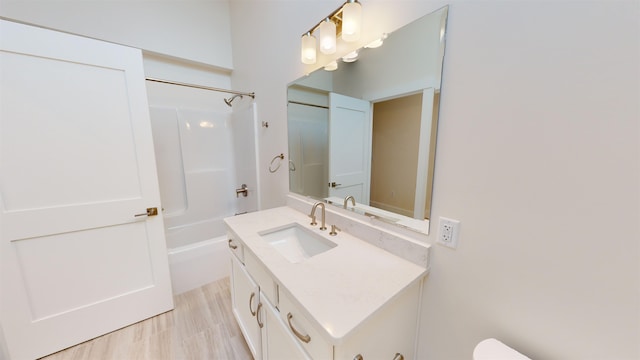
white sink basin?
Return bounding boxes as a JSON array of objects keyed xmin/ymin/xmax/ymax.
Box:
[{"xmin": 259, "ymin": 223, "xmax": 337, "ymax": 263}]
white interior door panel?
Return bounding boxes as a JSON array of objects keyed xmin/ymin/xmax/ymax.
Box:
[
  {"xmin": 328, "ymin": 93, "xmax": 371, "ymax": 203},
  {"xmin": 0, "ymin": 20, "xmax": 173, "ymax": 359}
]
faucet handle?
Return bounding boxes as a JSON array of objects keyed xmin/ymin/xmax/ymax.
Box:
[
  {"xmin": 309, "ymin": 215, "xmax": 317, "ymax": 226},
  {"xmin": 329, "ymin": 224, "xmax": 341, "ymax": 236}
]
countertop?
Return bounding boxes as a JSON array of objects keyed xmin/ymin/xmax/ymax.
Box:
[{"xmin": 224, "ymin": 206, "xmax": 428, "ymax": 344}]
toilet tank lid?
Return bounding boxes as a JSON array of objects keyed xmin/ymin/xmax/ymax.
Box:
[{"xmin": 473, "ymin": 338, "xmax": 531, "ymax": 360}]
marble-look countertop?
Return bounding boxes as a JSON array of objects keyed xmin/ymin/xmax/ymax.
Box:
[{"xmin": 224, "ymin": 206, "xmax": 428, "ymax": 345}]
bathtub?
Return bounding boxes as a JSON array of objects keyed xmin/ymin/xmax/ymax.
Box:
[
  {"xmin": 167, "ymin": 235, "xmax": 230, "ymax": 294},
  {"xmin": 164, "ymin": 213, "xmax": 232, "ymax": 294},
  {"xmin": 147, "ymin": 84, "xmax": 258, "ymax": 295}
]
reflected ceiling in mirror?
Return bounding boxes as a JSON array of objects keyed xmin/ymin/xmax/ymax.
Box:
[{"xmin": 287, "ymin": 6, "xmax": 448, "ymax": 235}]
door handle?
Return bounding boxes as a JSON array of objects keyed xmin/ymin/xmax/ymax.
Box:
[
  {"xmin": 134, "ymin": 207, "xmax": 158, "ymax": 217},
  {"xmin": 329, "ymin": 182, "xmax": 342, "ymax": 188}
]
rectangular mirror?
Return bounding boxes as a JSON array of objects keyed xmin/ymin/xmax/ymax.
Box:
[{"xmin": 287, "ymin": 6, "xmax": 449, "ymax": 234}]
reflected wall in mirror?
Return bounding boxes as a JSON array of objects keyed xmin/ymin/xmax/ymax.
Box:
[{"xmin": 287, "ymin": 6, "xmax": 448, "ymax": 235}]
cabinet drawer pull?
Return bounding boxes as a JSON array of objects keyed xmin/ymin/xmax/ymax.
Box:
[
  {"xmin": 256, "ymin": 303, "xmax": 264, "ymax": 328},
  {"xmin": 228, "ymin": 239, "xmax": 238, "ymax": 249},
  {"xmin": 393, "ymin": 353, "xmax": 404, "ymax": 360},
  {"xmin": 287, "ymin": 312, "xmax": 311, "ymax": 343},
  {"xmin": 353, "ymin": 355, "xmax": 363, "ymax": 360},
  {"xmin": 249, "ymin": 292, "xmax": 256, "ymax": 316}
]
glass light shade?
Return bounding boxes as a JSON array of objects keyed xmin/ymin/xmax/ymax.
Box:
[
  {"xmin": 342, "ymin": 50, "xmax": 359, "ymax": 63},
  {"xmin": 364, "ymin": 39, "xmax": 383, "ymax": 49},
  {"xmin": 319, "ymin": 19, "xmax": 336, "ymax": 54},
  {"xmin": 324, "ymin": 61, "xmax": 338, "ymax": 71},
  {"xmin": 301, "ymin": 33, "xmax": 317, "ymax": 64},
  {"xmin": 364, "ymin": 33, "xmax": 388, "ymax": 49},
  {"xmin": 341, "ymin": 1, "xmax": 362, "ymax": 42}
]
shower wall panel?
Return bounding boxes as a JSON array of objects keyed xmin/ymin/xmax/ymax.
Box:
[{"xmin": 150, "ymin": 106, "xmax": 235, "ymax": 249}]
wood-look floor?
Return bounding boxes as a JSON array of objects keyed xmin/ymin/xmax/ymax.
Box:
[{"xmin": 40, "ymin": 277, "xmax": 252, "ymax": 360}]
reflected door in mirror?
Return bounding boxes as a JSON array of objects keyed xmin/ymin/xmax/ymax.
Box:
[{"xmin": 328, "ymin": 93, "xmax": 371, "ymax": 203}]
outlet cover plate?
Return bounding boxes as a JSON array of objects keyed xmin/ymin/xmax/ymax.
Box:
[{"xmin": 437, "ymin": 217, "xmax": 460, "ymax": 249}]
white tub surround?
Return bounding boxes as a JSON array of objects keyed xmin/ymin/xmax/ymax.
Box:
[{"xmin": 225, "ymin": 205, "xmax": 430, "ymax": 359}]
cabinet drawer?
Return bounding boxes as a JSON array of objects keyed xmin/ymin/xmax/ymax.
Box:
[
  {"xmin": 245, "ymin": 250, "xmax": 278, "ymax": 306},
  {"xmin": 278, "ymin": 290, "xmax": 332, "ymax": 360},
  {"xmin": 227, "ymin": 232, "xmax": 244, "ymax": 263}
]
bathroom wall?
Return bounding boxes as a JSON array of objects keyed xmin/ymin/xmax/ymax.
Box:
[
  {"xmin": 370, "ymin": 94, "xmax": 422, "ymax": 217},
  {"xmin": 1, "ymin": 1, "xmax": 637, "ymax": 358},
  {"xmin": 332, "ymin": 7, "xmax": 445, "ymax": 100},
  {"xmin": 229, "ymin": 1, "xmax": 639, "ymax": 359},
  {"xmin": 0, "ymin": 0, "xmax": 232, "ymax": 68},
  {"xmin": 0, "ymin": 1, "xmax": 236, "ymax": 115}
]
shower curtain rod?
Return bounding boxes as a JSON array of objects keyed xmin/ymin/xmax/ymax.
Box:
[
  {"xmin": 145, "ymin": 77, "xmax": 255, "ymax": 98},
  {"xmin": 287, "ymin": 100, "xmax": 329, "ymax": 109}
]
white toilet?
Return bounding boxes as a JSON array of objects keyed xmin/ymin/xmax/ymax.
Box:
[{"xmin": 473, "ymin": 338, "xmax": 532, "ymax": 360}]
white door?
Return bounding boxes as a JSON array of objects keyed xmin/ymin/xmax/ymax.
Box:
[
  {"xmin": 328, "ymin": 93, "xmax": 371, "ymax": 203},
  {"xmin": 0, "ymin": 20, "xmax": 173, "ymax": 359}
]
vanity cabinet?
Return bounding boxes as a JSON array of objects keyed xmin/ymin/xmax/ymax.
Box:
[
  {"xmin": 230, "ymin": 252, "xmax": 262, "ymax": 359},
  {"xmin": 279, "ymin": 283, "xmax": 421, "ymax": 360},
  {"xmin": 231, "ymin": 233, "xmax": 294, "ymax": 360},
  {"xmin": 231, "ymin": 252, "xmax": 310, "ymax": 360},
  {"xmin": 228, "ymin": 229, "xmax": 423, "ymax": 360}
]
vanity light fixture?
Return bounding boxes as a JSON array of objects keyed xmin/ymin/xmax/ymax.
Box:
[{"xmin": 300, "ymin": 0, "xmax": 362, "ymax": 64}]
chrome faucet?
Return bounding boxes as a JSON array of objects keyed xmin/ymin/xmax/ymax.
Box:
[
  {"xmin": 309, "ymin": 202, "xmax": 327, "ymax": 230},
  {"xmin": 343, "ymin": 195, "xmax": 356, "ymax": 209}
]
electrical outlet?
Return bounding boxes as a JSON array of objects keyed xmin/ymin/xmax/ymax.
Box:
[{"xmin": 437, "ymin": 217, "xmax": 460, "ymax": 249}]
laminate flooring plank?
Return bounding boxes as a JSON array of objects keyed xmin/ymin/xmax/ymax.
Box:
[{"xmin": 39, "ymin": 277, "xmax": 252, "ymax": 360}]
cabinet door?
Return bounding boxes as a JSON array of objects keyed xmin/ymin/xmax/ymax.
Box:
[
  {"xmin": 334, "ymin": 282, "xmax": 421, "ymax": 360},
  {"xmin": 262, "ymin": 297, "xmax": 311, "ymax": 360},
  {"xmin": 231, "ymin": 255, "xmax": 262, "ymax": 359},
  {"xmin": 278, "ymin": 290, "xmax": 333, "ymax": 360}
]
